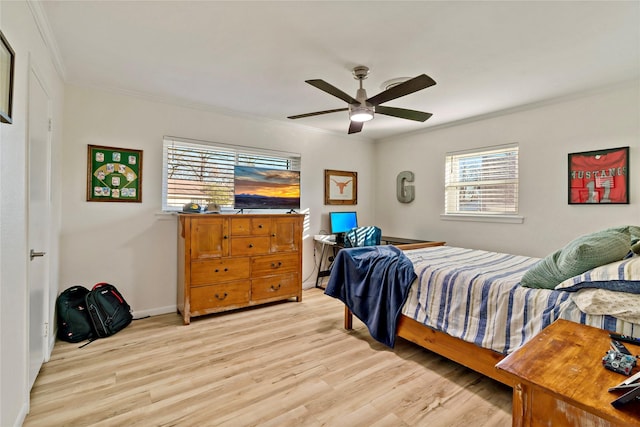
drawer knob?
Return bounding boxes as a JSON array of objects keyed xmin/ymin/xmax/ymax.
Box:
[
  {"xmin": 224, "ymin": 268, "xmax": 228, "ymax": 272},
  {"xmin": 215, "ymin": 269, "xmax": 219, "ymax": 273},
  {"xmin": 249, "ymin": 243, "xmax": 254, "ymax": 248},
  {"xmin": 271, "ymin": 261, "xmax": 283, "ymax": 268},
  {"xmin": 223, "ymin": 235, "xmax": 228, "ymax": 239},
  {"xmin": 258, "ymin": 224, "xmax": 263, "ymax": 228},
  {"xmin": 214, "ymin": 292, "xmax": 228, "ymax": 300},
  {"xmin": 270, "ymin": 284, "xmax": 282, "ymax": 291},
  {"xmin": 271, "ymin": 233, "xmax": 276, "ymax": 237}
]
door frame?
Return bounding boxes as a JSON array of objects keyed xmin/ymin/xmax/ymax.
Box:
[{"xmin": 26, "ymin": 55, "xmax": 53, "ymax": 389}]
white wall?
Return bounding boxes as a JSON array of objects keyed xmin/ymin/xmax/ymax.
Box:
[
  {"xmin": 59, "ymin": 85, "xmax": 376, "ymax": 317},
  {"xmin": 374, "ymin": 81, "xmax": 640, "ymax": 257},
  {"xmin": 0, "ymin": 1, "xmax": 65, "ymax": 425},
  {"xmin": 2, "ymin": 4, "xmax": 637, "ymax": 425}
]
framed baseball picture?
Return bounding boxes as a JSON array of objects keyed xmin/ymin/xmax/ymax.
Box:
[
  {"xmin": 87, "ymin": 145, "xmax": 143, "ymax": 202},
  {"xmin": 324, "ymin": 169, "xmax": 357, "ymax": 205},
  {"xmin": 568, "ymin": 146, "xmax": 629, "ymax": 204}
]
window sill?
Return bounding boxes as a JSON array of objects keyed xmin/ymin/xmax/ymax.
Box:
[
  {"xmin": 440, "ymin": 213, "xmax": 524, "ymax": 224},
  {"xmin": 156, "ymin": 211, "xmax": 178, "ymax": 220}
]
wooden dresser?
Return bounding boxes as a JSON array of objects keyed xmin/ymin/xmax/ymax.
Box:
[{"xmin": 177, "ymin": 213, "xmax": 304, "ymax": 324}]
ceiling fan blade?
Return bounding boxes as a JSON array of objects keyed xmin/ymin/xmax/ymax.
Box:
[
  {"xmin": 287, "ymin": 108, "xmax": 348, "ymax": 120},
  {"xmin": 375, "ymin": 105, "xmax": 433, "ymax": 122},
  {"xmin": 366, "ymin": 74, "xmax": 436, "ymax": 106},
  {"xmin": 306, "ymin": 79, "xmax": 360, "ymax": 105},
  {"xmin": 348, "ymin": 121, "xmax": 364, "ymax": 134}
]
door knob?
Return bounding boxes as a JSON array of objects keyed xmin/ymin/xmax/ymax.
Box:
[{"xmin": 30, "ymin": 249, "xmax": 46, "ymax": 260}]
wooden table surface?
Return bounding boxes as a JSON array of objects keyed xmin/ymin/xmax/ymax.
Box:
[{"xmin": 497, "ymin": 319, "xmax": 640, "ymax": 426}]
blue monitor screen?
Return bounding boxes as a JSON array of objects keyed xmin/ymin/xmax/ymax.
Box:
[{"xmin": 329, "ymin": 211, "xmax": 358, "ymax": 234}]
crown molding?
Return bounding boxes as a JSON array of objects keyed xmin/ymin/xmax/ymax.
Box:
[{"xmin": 27, "ymin": 0, "xmax": 67, "ymax": 81}]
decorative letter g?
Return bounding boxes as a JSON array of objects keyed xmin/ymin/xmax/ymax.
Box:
[{"xmin": 396, "ymin": 171, "xmax": 415, "ymax": 203}]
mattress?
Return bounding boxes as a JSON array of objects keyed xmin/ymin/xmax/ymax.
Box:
[{"xmin": 402, "ymin": 246, "xmax": 640, "ymax": 354}]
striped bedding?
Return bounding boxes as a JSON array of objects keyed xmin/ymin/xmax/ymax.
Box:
[{"xmin": 402, "ymin": 246, "xmax": 640, "ymax": 354}]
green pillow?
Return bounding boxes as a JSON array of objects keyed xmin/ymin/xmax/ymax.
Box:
[
  {"xmin": 632, "ymin": 227, "xmax": 640, "ymax": 254},
  {"xmin": 521, "ymin": 226, "xmax": 636, "ymax": 289}
]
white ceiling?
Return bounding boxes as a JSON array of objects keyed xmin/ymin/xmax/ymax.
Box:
[{"xmin": 40, "ymin": 1, "xmax": 640, "ymax": 140}]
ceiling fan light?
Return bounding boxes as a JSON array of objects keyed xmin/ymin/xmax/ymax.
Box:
[{"xmin": 350, "ymin": 106, "xmax": 374, "ymax": 122}]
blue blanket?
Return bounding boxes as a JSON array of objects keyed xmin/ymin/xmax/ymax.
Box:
[{"xmin": 324, "ymin": 245, "xmax": 417, "ymax": 347}]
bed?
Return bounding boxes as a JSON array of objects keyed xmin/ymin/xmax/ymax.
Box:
[{"xmin": 325, "ymin": 226, "xmax": 640, "ymax": 386}]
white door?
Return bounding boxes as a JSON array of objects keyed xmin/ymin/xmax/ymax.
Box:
[{"xmin": 28, "ymin": 64, "xmax": 51, "ymax": 389}]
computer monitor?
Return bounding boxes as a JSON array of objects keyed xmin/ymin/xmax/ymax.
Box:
[{"xmin": 329, "ymin": 211, "xmax": 358, "ymax": 234}]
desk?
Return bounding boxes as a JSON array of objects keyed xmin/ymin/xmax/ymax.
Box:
[
  {"xmin": 313, "ymin": 235, "xmax": 445, "ymax": 289},
  {"xmin": 314, "ymin": 235, "xmax": 338, "ymax": 288},
  {"xmin": 496, "ymin": 319, "xmax": 640, "ymax": 426},
  {"xmin": 381, "ymin": 236, "xmax": 431, "ymax": 246}
]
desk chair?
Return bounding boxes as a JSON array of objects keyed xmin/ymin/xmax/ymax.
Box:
[
  {"xmin": 315, "ymin": 226, "xmax": 381, "ymax": 289},
  {"xmin": 343, "ymin": 226, "xmax": 382, "ymax": 248}
]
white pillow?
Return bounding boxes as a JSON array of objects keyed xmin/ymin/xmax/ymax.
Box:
[
  {"xmin": 555, "ymin": 256, "xmax": 640, "ymax": 293},
  {"xmin": 570, "ymin": 289, "xmax": 640, "ymax": 324}
]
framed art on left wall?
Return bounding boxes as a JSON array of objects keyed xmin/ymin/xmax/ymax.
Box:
[
  {"xmin": 0, "ymin": 30, "xmax": 15, "ymax": 124},
  {"xmin": 87, "ymin": 145, "xmax": 143, "ymax": 202}
]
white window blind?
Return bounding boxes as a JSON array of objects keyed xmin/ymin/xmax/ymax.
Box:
[
  {"xmin": 162, "ymin": 136, "xmax": 301, "ymax": 211},
  {"xmin": 444, "ymin": 144, "xmax": 519, "ymax": 216}
]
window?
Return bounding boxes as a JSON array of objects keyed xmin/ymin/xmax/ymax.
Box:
[
  {"xmin": 444, "ymin": 144, "xmax": 519, "ymax": 217},
  {"xmin": 162, "ymin": 136, "xmax": 301, "ymax": 211}
]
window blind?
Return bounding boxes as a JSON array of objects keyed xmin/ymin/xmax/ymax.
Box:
[
  {"xmin": 444, "ymin": 144, "xmax": 519, "ymax": 215},
  {"xmin": 162, "ymin": 136, "xmax": 301, "ymax": 211}
]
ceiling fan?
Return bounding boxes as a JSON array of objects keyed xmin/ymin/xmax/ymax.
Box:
[{"xmin": 287, "ymin": 66, "xmax": 436, "ymax": 134}]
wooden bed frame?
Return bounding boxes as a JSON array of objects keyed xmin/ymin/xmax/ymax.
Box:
[
  {"xmin": 342, "ymin": 241, "xmax": 516, "ymax": 387},
  {"xmin": 344, "ymin": 309, "xmax": 514, "ymax": 386}
]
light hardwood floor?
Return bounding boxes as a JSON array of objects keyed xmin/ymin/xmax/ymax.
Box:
[{"xmin": 24, "ymin": 288, "xmax": 512, "ymax": 426}]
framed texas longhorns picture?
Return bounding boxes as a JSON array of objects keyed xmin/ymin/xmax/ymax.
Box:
[{"xmin": 324, "ymin": 169, "xmax": 357, "ymax": 205}]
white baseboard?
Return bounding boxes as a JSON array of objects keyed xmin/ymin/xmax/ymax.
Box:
[
  {"xmin": 132, "ymin": 305, "xmax": 177, "ymax": 319},
  {"xmin": 14, "ymin": 400, "xmax": 28, "ymax": 427},
  {"xmin": 45, "ymin": 334, "xmax": 56, "ymax": 362}
]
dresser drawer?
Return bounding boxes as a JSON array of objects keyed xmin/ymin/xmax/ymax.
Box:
[
  {"xmin": 190, "ymin": 257, "xmax": 250, "ymax": 285},
  {"xmin": 251, "ymin": 274, "xmax": 299, "ymax": 301},
  {"xmin": 230, "ymin": 217, "xmax": 270, "ymax": 236},
  {"xmin": 251, "ymin": 253, "xmax": 299, "ymax": 277},
  {"xmin": 230, "ymin": 236, "xmax": 270, "ymax": 256},
  {"xmin": 190, "ymin": 282, "xmax": 250, "ymax": 312}
]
